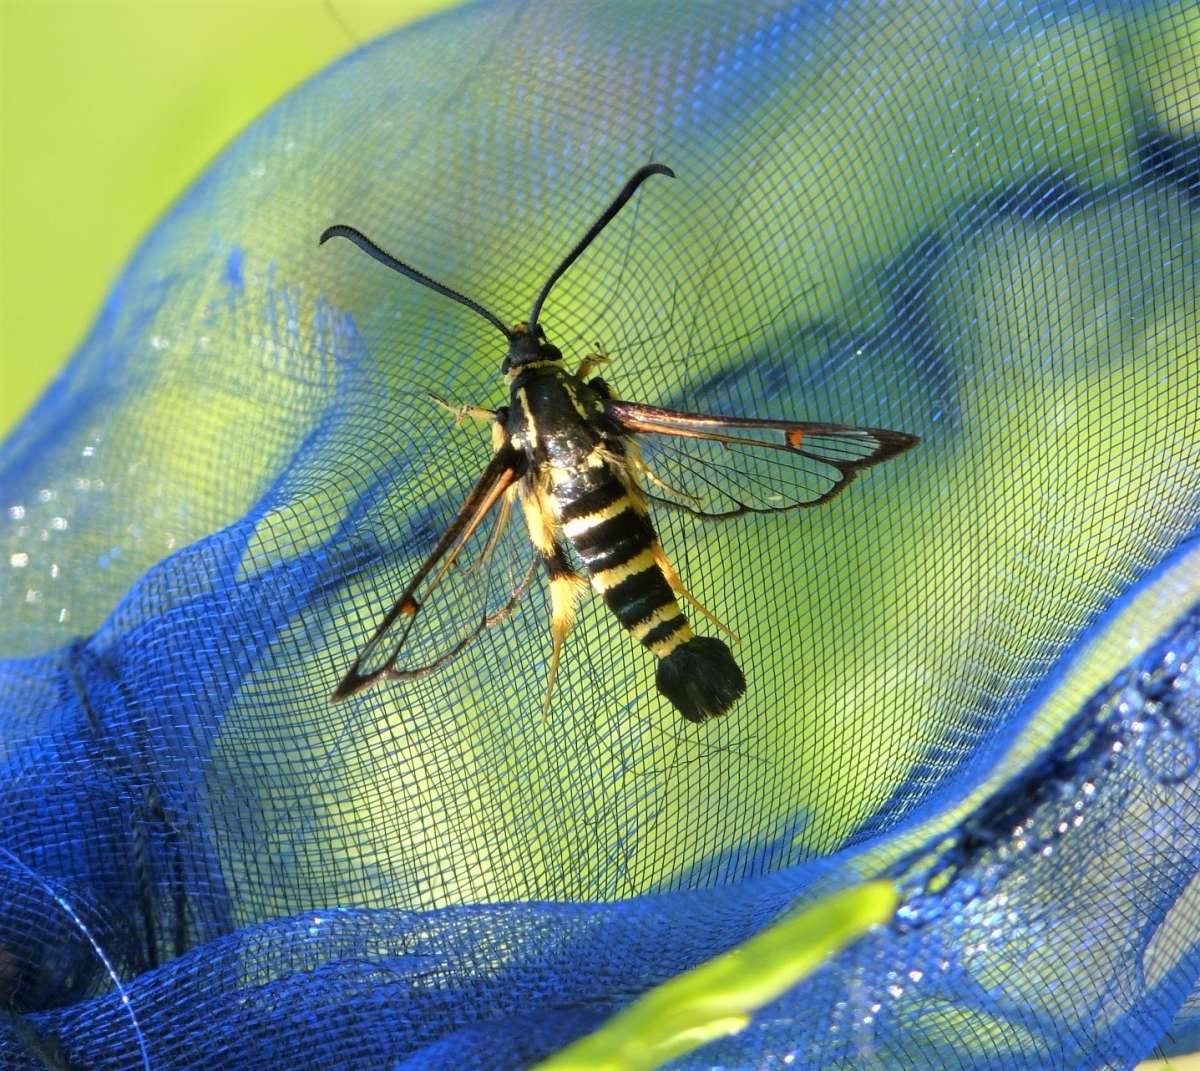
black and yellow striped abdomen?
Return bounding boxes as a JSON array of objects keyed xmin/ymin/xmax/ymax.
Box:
[{"xmin": 558, "ymin": 476, "xmax": 694, "ymax": 661}]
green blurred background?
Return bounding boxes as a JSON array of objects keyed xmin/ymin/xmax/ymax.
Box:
[
  {"xmin": 0, "ymin": 4, "xmax": 1196, "ymax": 1068},
  {"xmin": 0, "ymin": 0, "xmax": 447, "ymax": 438}
]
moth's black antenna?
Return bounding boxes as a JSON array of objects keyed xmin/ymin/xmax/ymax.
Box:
[
  {"xmin": 320, "ymin": 224, "xmax": 512, "ymax": 339},
  {"xmin": 528, "ymin": 163, "xmax": 674, "ymax": 328}
]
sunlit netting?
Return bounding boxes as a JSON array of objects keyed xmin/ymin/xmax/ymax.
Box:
[{"xmin": 2, "ymin": 2, "xmax": 1199, "ymax": 1068}]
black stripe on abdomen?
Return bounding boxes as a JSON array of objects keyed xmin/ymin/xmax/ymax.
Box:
[
  {"xmin": 573, "ymin": 509, "xmax": 655, "ymax": 574},
  {"xmin": 600, "ymin": 561, "xmax": 677, "ymax": 628},
  {"xmin": 642, "ymin": 613, "xmax": 689, "ymax": 648},
  {"xmin": 558, "ymin": 480, "xmax": 625, "ymax": 523}
]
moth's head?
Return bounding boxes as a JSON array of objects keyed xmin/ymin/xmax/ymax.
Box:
[{"xmin": 502, "ymin": 322, "xmax": 563, "ymax": 374}]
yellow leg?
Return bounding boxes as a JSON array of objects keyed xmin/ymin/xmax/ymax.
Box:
[
  {"xmin": 543, "ymin": 552, "xmax": 589, "ymax": 720},
  {"xmin": 429, "ymin": 393, "xmax": 495, "ymax": 427},
  {"xmin": 575, "ymin": 344, "xmax": 610, "ymax": 381},
  {"xmin": 654, "ymin": 545, "xmax": 741, "ymax": 645},
  {"xmin": 630, "ymin": 450, "xmax": 704, "ymax": 508}
]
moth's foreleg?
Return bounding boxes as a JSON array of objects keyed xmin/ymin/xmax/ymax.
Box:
[
  {"xmin": 653, "ymin": 544, "xmax": 741, "ymax": 645},
  {"xmin": 542, "ymin": 542, "xmax": 588, "ymax": 720},
  {"xmin": 428, "ymin": 392, "xmax": 497, "ymax": 428},
  {"xmin": 575, "ymin": 341, "xmax": 610, "ymax": 381}
]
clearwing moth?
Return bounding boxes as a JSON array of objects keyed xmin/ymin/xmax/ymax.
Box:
[{"xmin": 321, "ymin": 165, "xmax": 917, "ymax": 722}]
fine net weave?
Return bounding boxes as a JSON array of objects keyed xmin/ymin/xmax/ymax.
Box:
[{"xmin": 1, "ymin": 2, "xmax": 1199, "ymax": 1068}]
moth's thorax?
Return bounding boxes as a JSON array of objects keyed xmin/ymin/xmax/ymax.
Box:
[{"xmin": 507, "ymin": 364, "xmax": 607, "ymax": 469}]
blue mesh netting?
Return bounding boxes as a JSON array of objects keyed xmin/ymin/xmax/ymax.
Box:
[{"xmin": 2, "ymin": 1, "xmax": 1199, "ymax": 1067}]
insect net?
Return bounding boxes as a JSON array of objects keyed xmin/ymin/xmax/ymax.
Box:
[{"xmin": 1, "ymin": 1, "xmax": 1198, "ymax": 1067}]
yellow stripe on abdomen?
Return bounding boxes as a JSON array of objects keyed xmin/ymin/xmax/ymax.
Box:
[{"xmin": 589, "ymin": 545, "xmax": 658, "ymax": 594}]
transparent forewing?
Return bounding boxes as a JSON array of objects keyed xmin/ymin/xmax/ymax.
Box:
[
  {"xmin": 609, "ymin": 400, "xmax": 917, "ymax": 518},
  {"xmin": 333, "ymin": 448, "xmax": 537, "ymax": 701}
]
